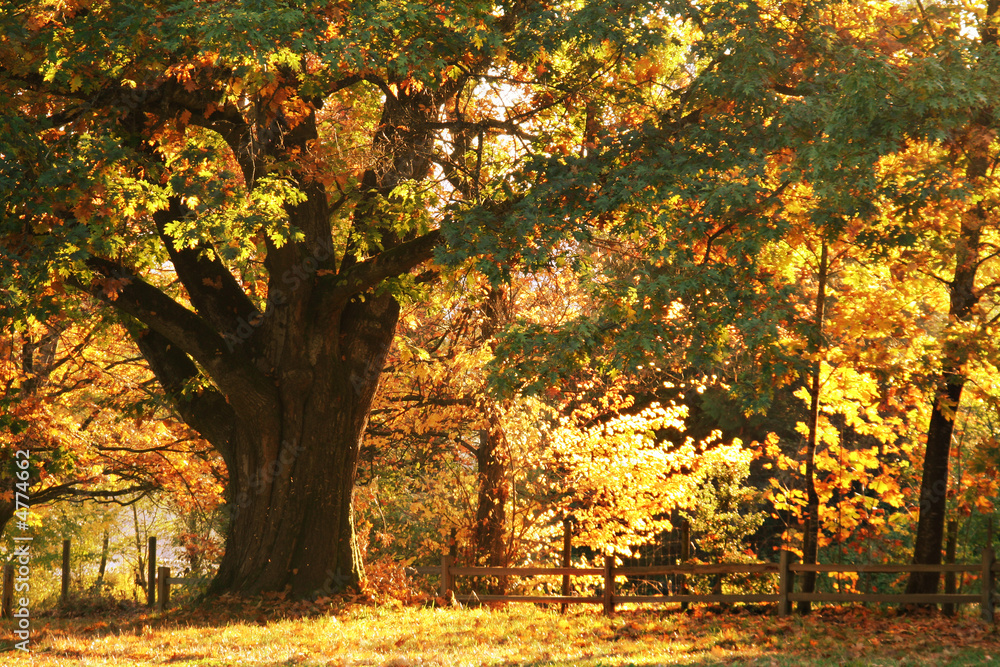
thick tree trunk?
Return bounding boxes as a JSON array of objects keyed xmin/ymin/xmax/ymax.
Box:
[
  {"xmin": 208, "ymin": 295, "xmax": 400, "ymax": 597},
  {"xmin": 70, "ymin": 63, "xmax": 445, "ymax": 599}
]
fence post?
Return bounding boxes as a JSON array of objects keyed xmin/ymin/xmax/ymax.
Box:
[
  {"xmin": 61, "ymin": 539, "xmax": 70, "ymax": 605},
  {"xmin": 157, "ymin": 566, "xmax": 170, "ymax": 611},
  {"xmin": 982, "ymin": 544, "xmax": 995, "ymax": 624},
  {"xmin": 561, "ymin": 517, "xmax": 572, "ymax": 614},
  {"xmin": 440, "ymin": 553, "xmax": 454, "ymax": 599},
  {"xmin": 778, "ymin": 550, "xmax": 791, "ymax": 617},
  {"xmin": 603, "ymin": 554, "xmax": 615, "ymax": 617},
  {"xmin": 2, "ymin": 563, "xmax": 13, "ymax": 618},
  {"xmin": 679, "ymin": 519, "xmax": 690, "ymax": 611},
  {"xmin": 943, "ymin": 520, "xmax": 958, "ymax": 616},
  {"xmin": 147, "ymin": 536, "xmax": 156, "ymax": 608}
]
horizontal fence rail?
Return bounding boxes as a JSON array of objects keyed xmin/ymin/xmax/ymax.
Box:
[
  {"xmin": 413, "ymin": 547, "xmax": 998, "ymax": 619},
  {"xmin": 2, "ymin": 536, "xmax": 994, "ymax": 619}
]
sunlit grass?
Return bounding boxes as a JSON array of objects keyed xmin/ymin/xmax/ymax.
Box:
[{"xmin": 3, "ymin": 603, "xmax": 999, "ymax": 665}]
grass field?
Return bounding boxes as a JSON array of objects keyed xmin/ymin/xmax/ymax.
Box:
[{"xmin": 2, "ymin": 600, "xmax": 999, "ymax": 666}]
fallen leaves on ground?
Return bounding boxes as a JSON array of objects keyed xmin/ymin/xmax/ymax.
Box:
[{"xmin": 1, "ymin": 600, "xmax": 998, "ymax": 666}]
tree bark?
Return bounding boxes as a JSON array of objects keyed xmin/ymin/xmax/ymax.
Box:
[
  {"xmin": 474, "ymin": 423, "xmax": 510, "ymax": 569},
  {"xmin": 203, "ymin": 294, "xmax": 401, "ymax": 597},
  {"xmin": 472, "ymin": 287, "xmax": 513, "ymax": 574},
  {"xmin": 799, "ymin": 239, "xmax": 828, "ymax": 614},
  {"xmin": 905, "ymin": 103, "xmax": 991, "ymax": 595},
  {"xmin": 94, "ymin": 530, "xmax": 110, "ymax": 593},
  {"xmin": 133, "ymin": 504, "xmax": 146, "ymax": 589}
]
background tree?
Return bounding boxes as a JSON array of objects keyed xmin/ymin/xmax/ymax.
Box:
[
  {"xmin": 905, "ymin": 33, "xmax": 1000, "ymax": 598},
  {"xmin": 1, "ymin": 315, "xmax": 218, "ymax": 537}
]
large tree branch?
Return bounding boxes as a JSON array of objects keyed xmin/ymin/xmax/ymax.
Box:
[
  {"xmin": 131, "ymin": 327, "xmax": 236, "ymax": 467},
  {"xmin": 75, "ymin": 258, "xmax": 277, "ymax": 414},
  {"xmin": 416, "ymin": 118, "xmax": 538, "ymax": 141},
  {"xmin": 324, "ymin": 229, "xmax": 442, "ymax": 304},
  {"xmin": 29, "ymin": 480, "xmax": 154, "ymax": 507},
  {"xmin": 153, "ymin": 198, "xmax": 261, "ymax": 344}
]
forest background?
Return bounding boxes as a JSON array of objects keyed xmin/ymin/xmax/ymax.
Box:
[{"xmin": 0, "ymin": 0, "xmax": 999, "ymax": 614}]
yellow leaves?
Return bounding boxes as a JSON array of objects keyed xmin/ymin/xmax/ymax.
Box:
[
  {"xmin": 846, "ymin": 448, "xmax": 879, "ymax": 470},
  {"xmin": 767, "ymin": 484, "xmax": 806, "ymax": 513},
  {"xmin": 546, "ymin": 395, "xmax": 757, "ymax": 554},
  {"xmin": 764, "ymin": 432, "xmax": 781, "ymax": 459}
]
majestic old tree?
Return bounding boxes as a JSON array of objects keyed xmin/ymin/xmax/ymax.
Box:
[
  {"xmin": 6, "ymin": 0, "xmax": 996, "ymax": 602},
  {"xmin": 0, "ymin": 0, "xmax": 661, "ymax": 595}
]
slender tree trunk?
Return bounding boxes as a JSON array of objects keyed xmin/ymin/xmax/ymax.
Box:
[
  {"xmin": 474, "ymin": 422, "xmax": 510, "ymax": 569},
  {"xmin": 133, "ymin": 504, "xmax": 146, "ymax": 589},
  {"xmin": 184, "ymin": 513, "xmax": 202, "ymax": 574},
  {"xmin": 799, "ymin": 240, "xmax": 828, "ymax": 614},
  {"xmin": 473, "ymin": 418, "xmax": 510, "ymax": 595},
  {"xmin": 905, "ymin": 105, "xmax": 991, "ymax": 595},
  {"xmin": 472, "ymin": 287, "xmax": 512, "ymax": 574},
  {"xmin": 94, "ymin": 530, "xmax": 110, "ymax": 592}
]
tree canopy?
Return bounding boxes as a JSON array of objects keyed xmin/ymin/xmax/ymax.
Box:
[{"xmin": 1, "ymin": 0, "xmax": 999, "ymax": 602}]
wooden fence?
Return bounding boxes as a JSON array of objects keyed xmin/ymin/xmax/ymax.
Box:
[
  {"xmin": 1, "ymin": 536, "xmax": 199, "ymax": 616},
  {"xmin": 144, "ymin": 537, "xmax": 203, "ymax": 611},
  {"xmin": 3, "ymin": 536, "xmax": 996, "ymax": 619},
  {"xmin": 416, "ymin": 545, "xmax": 998, "ymax": 619}
]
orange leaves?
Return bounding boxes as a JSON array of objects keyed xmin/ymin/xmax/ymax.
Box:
[
  {"xmin": 98, "ymin": 276, "xmax": 131, "ymax": 301},
  {"xmin": 1, "ymin": 320, "xmax": 223, "ymax": 532},
  {"xmin": 165, "ymin": 63, "xmax": 199, "ymax": 93},
  {"xmin": 632, "ymin": 56, "xmax": 664, "ymax": 84}
]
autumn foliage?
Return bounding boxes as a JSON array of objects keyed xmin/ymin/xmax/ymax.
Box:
[{"xmin": 0, "ymin": 0, "xmax": 998, "ymax": 617}]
